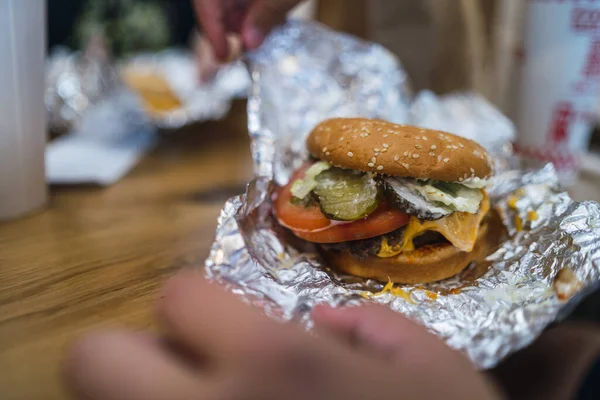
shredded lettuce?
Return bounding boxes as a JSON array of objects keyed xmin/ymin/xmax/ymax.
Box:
[
  {"xmin": 414, "ymin": 181, "xmax": 483, "ymax": 214},
  {"xmin": 290, "ymin": 161, "xmax": 331, "ymax": 199}
]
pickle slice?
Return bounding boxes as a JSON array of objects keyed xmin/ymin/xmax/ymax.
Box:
[{"xmin": 313, "ymin": 168, "xmax": 380, "ymax": 221}]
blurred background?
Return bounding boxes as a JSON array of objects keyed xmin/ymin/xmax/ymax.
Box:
[{"xmin": 44, "ymin": 0, "xmax": 600, "ymax": 179}]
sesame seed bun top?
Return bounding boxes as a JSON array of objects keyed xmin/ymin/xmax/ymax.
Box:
[{"xmin": 306, "ymin": 118, "xmax": 493, "ymax": 182}]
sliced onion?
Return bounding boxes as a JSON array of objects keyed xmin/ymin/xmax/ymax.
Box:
[{"xmin": 383, "ymin": 177, "xmax": 453, "ymax": 220}]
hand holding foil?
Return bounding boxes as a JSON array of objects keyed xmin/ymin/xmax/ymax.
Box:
[{"xmin": 193, "ymin": 0, "xmax": 303, "ymax": 60}]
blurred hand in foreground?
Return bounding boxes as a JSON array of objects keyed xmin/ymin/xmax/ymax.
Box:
[
  {"xmin": 63, "ymin": 271, "xmax": 500, "ymax": 400},
  {"xmin": 193, "ymin": 0, "xmax": 303, "ymax": 61}
]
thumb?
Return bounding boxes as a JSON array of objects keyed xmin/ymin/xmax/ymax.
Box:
[
  {"xmin": 313, "ymin": 305, "xmax": 430, "ymax": 353},
  {"xmin": 312, "ymin": 304, "xmax": 467, "ymax": 368},
  {"xmin": 241, "ymin": 0, "xmax": 301, "ymax": 49},
  {"xmin": 313, "ymin": 305, "xmax": 501, "ymax": 399}
]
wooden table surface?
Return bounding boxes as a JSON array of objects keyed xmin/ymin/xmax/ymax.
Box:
[{"xmin": 0, "ymin": 102, "xmax": 253, "ymax": 400}]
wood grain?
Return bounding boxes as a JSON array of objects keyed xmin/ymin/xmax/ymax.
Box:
[{"xmin": 0, "ymin": 101, "xmax": 253, "ymax": 400}]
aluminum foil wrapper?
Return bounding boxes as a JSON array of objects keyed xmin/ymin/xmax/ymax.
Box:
[
  {"xmin": 121, "ymin": 50, "xmax": 250, "ymax": 129},
  {"xmin": 205, "ymin": 21, "xmax": 600, "ymax": 369},
  {"xmin": 46, "ymin": 45, "xmax": 122, "ymax": 133},
  {"xmin": 46, "ymin": 46, "xmax": 250, "ymax": 132}
]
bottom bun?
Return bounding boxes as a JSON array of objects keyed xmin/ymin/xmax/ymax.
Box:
[{"xmin": 320, "ymin": 212, "xmax": 503, "ymax": 284}]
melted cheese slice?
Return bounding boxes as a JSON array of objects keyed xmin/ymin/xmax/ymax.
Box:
[{"xmin": 378, "ymin": 191, "xmax": 490, "ymax": 257}]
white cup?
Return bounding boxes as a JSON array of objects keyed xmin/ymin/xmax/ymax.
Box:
[
  {"xmin": 514, "ymin": 1, "xmax": 600, "ymax": 185},
  {"xmin": 0, "ymin": 0, "xmax": 47, "ymax": 220}
]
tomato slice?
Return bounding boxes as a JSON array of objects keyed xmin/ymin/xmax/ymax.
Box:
[
  {"xmin": 273, "ymin": 163, "xmax": 410, "ymax": 243},
  {"xmin": 274, "ymin": 163, "xmax": 334, "ymax": 231},
  {"xmin": 292, "ymin": 203, "xmax": 409, "ymax": 243}
]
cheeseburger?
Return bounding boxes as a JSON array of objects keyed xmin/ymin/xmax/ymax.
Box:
[{"xmin": 274, "ymin": 118, "xmax": 498, "ymax": 284}]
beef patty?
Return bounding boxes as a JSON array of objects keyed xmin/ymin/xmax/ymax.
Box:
[{"xmin": 322, "ymin": 228, "xmax": 448, "ymax": 260}]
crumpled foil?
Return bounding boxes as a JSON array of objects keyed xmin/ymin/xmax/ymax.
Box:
[
  {"xmin": 46, "ymin": 44, "xmax": 121, "ymax": 133},
  {"xmin": 46, "ymin": 46, "xmax": 250, "ymax": 132},
  {"xmin": 205, "ymin": 21, "xmax": 600, "ymax": 369},
  {"xmin": 121, "ymin": 50, "xmax": 250, "ymax": 129}
]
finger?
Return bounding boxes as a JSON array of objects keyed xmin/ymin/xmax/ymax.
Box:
[
  {"xmin": 194, "ymin": 33, "xmax": 220, "ymax": 82},
  {"xmin": 63, "ymin": 330, "xmax": 207, "ymax": 400},
  {"xmin": 222, "ymin": 0, "xmax": 249, "ymax": 33},
  {"xmin": 193, "ymin": 0, "xmax": 229, "ymax": 61},
  {"xmin": 241, "ymin": 0, "xmax": 301, "ymax": 49},
  {"xmin": 157, "ymin": 270, "xmax": 287, "ymax": 366},
  {"xmin": 312, "ymin": 305, "xmax": 497, "ymax": 397},
  {"xmin": 313, "ymin": 305, "xmax": 422, "ymax": 345},
  {"xmin": 312, "ymin": 305, "xmax": 458, "ymax": 365}
]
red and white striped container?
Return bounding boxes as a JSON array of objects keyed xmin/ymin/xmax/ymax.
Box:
[{"xmin": 514, "ymin": 0, "xmax": 600, "ymax": 185}]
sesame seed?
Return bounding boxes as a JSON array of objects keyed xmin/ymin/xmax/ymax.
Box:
[
  {"xmin": 371, "ymin": 157, "xmax": 376, "ymax": 163},
  {"xmin": 383, "ymin": 143, "xmax": 389, "ymax": 148},
  {"xmin": 431, "ymin": 145, "xmax": 437, "ymax": 150},
  {"xmin": 459, "ymin": 143, "xmax": 465, "ymax": 148},
  {"xmin": 422, "ymin": 135, "xmax": 428, "ymax": 140},
  {"xmin": 458, "ymin": 177, "xmax": 463, "ymax": 181},
  {"xmin": 383, "ymin": 134, "xmax": 389, "ymax": 138},
  {"xmin": 404, "ymin": 151, "xmax": 409, "ymax": 157},
  {"xmin": 437, "ymin": 155, "xmax": 442, "ymax": 162},
  {"xmin": 326, "ymin": 151, "xmax": 331, "ymax": 156},
  {"xmin": 339, "ymin": 137, "xmax": 344, "ymax": 142},
  {"xmin": 377, "ymin": 165, "xmax": 384, "ymax": 171},
  {"xmin": 394, "ymin": 155, "xmax": 400, "ymax": 161},
  {"xmin": 412, "ymin": 154, "xmax": 420, "ymax": 159},
  {"xmin": 374, "ymin": 152, "xmax": 380, "ymax": 156},
  {"xmin": 374, "ymin": 148, "xmax": 380, "ymax": 152},
  {"xmin": 420, "ymin": 129, "xmax": 426, "ymax": 133},
  {"xmin": 473, "ymin": 150, "xmax": 481, "ymax": 156},
  {"xmin": 415, "ymin": 144, "xmax": 422, "ymax": 149},
  {"xmin": 446, "ymin": 145, "xmax": 452, "ymax": 149},
  {"xmin": 452, "ymin": 145, "xmax": 458, "ymax": 149},
  {"xmin": 377, "ymin": 127, "xmax": 383, "ymax": 132},
  {"xmin": 429, "ymin": 152, "xmax": 436, "ymax": 157},
  {"xmin": 381, "ymin": 148, "xmax": 388, "ymax": 153},
  {"xmin": 367, "ymin": 162, "xmax": 375, "ymax": 167},
  {"xmin": 402, "ymin": 163, "xmax": 410, "ymax": 169},
  {"xmin": 470, "ymin": 168, "xmax": 475, "ymax": 173},
  {"xmin": 347, "ymin": 152, "xmax": 354, "ymax": 157},
  {"xmin": 415, "ymin": 136, "xmax": 421, "ymax": 140},
  {"xmin": 322, "ymin": 146, "xmax": 328, "ymax": 152},
  {"xmin": 443, "ymin": 158, "xmax": 450, "ymax": 163}
]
